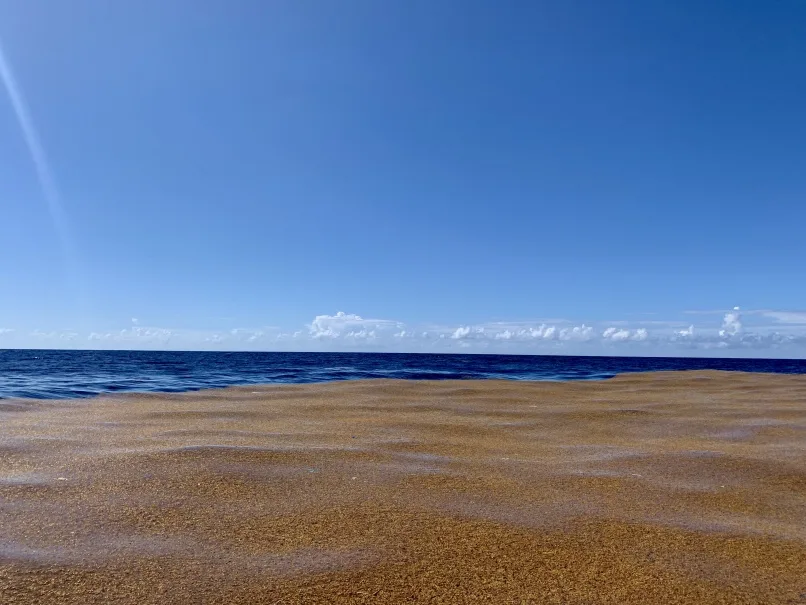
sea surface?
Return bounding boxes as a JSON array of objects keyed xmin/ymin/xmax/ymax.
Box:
[{"xmin": 1, "ymin": 349, "xmax": 805, "ymax": 400}]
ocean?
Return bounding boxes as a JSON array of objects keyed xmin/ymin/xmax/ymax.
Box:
[{"xmin": 0, "ymin": 349, "xmax": 805, "ymax": 400}]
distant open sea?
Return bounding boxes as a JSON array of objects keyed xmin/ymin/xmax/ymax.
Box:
[{"xmin": 1, "ymin": 349, "xmax": 805, "ymax": 400}]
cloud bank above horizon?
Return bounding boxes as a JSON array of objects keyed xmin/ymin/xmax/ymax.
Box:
[{"xmin": 3, "ymin": 306, "xmax": 806, "ymax": 357}]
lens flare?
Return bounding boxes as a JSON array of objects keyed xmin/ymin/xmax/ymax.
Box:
[{"xmin": 0, "ymin": 39, "xmax": 80, "ymax": 288}]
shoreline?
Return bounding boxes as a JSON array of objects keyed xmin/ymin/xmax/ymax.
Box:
[
  {"xmin": 2, "ymin": 348, "xmax": 806, "ymax": 401},
  {"xmin": 2, "ymin": 368, "xmax": 806, "ymax": 404},
  {"xmin": 1, "ymin": 372, "xmax": 805, "ymax": 603}
]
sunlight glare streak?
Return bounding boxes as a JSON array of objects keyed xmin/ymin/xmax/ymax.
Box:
[{"xmin": 0, "ymin": 38, "xmax": 80, "ymax": 284}]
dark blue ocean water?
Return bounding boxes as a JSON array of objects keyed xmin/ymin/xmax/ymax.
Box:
[{"xmin": 1, "ymin": 349, "xmax": 805, "ymax": 400}]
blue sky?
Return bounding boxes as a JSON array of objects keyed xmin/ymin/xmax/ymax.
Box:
[{"xmin": 1, "ymin": 0, "xmax": 805, "ymax": 356}]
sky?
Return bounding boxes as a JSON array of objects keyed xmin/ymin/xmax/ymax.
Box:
[{"xmin": 1, "ymin": 0, "xmax": 805, "ymax": 356}]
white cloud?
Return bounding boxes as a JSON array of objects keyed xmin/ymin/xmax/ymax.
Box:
[
  {"xmin": 309, "ymin": 311, "xmax": 402, "ymax": 340},
  {"xmin": 123, "ymin": 327, "xmax": 172, "ymax": 343},
  {"xmin": 600, "ymin": 327, "xmax": 650, "ymax": 342},
  {"xmin": 0, "ymin": 328, "xmax": 13, "ymax": 335},
  {"xmin": 450, "ymin": 326, "xmax": 488, "ymax": 340},
  {"xmin": 310, "ymin": 311, "xmax": 359, "ymax": 339},
  {"xmin": 517, "ymin": 326, "xmax": 545, "ymax": 339},
  {"xmin": 656, "ymin": 306, "xmax": 806, "ymax": 351},
  {"xmin": 86, "ymin": 326, "xmax": 174, "ymax": 346},
  {"xmin": 131, "ymin": 318, "xmax": 139, "ymax": 325},
  {"xmin": 346, "ymin": 329, "xmax": 377, "ymax": 340},
  {"xmin": 719, "ymin": 306, "xmax": 742, "ymax": 337},
  {"xmin": 275, "ymin": 331, "xmax": 303, "ymax": 341},
  {"xmin": 229, "ymin": 328, "xmax": 268, "ymax": 342},
  {"xmin": 559, "ymin": 324, "xmax": 594, "ymax": 341},
  {"xmin": 488, "ymin": 324, "xmax": 592, "ymax": 342},
  {"xmin": 32, "ymin": 329, "xmax": 77, "ymax": 340},
  {"xmin": 8, "ymin": 305, "xmax": 806, "ymax": 356},
  {"xmin": 761, "ymin": 310, "xmax": 806, "ymax": 325},
  {"xmin": 451, "ymin": 326, "xmax": 471, "ymax": 340},
  {"xmin": 280, "ymin": 330, "xmax": 303, "ymax": 340},
  {"xmin": 602, "ymin": 327, "xmax": 631, "ymax": 342}
]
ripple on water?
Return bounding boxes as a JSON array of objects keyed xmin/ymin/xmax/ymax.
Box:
[{"xmin": 2, "ymin": 350, "xmax": 806, "ymax": 400}]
